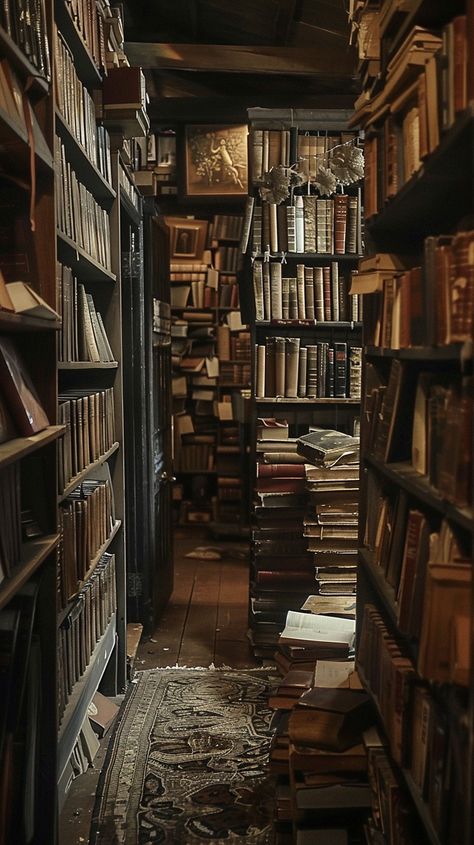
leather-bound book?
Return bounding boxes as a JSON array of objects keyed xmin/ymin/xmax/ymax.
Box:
[
  {"xmin": 334, "ymin": 194, "xmax": 348, "ymax": 254},
  {"xmin": 0, "ymin": 338, "xmax": 49, "ymax": 435}
]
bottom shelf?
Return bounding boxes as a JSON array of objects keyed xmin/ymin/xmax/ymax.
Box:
[{"xmin": 57, "ymin": 613, "xmax": 117, "ymax": 806}]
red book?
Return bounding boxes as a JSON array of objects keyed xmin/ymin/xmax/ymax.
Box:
[
  {"xmin": 323, "ymin": 267, "xmax": 331, "ymax": 321},
  {"xmin": 334, "ymin": 194, "xmax": 348, "ymax": 254},
  {"xmin": 257, "ymin": 463, "xmax": 305, "ymax": 478},
  {"xmin": 256, "ymin": 479, "xmax": 306, "ymax": 494}
]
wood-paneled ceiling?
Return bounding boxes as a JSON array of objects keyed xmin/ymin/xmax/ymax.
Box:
[{"xmin": 123, "ymin": 0, "xmax": 358, "ymax": 123}]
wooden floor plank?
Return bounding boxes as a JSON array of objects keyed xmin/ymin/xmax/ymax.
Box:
[{"xmin": 178, "ymin": 558, "xmax": 222, "ymax": 666}]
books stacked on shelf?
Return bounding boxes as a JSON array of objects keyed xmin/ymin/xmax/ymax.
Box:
[
  {"xmin": 58, "ymin": 388, "xmax": 116, "ymax": 491},
  {"xmin": 58, "ymin": 265, "xmax": 115, "ymax": 363},
  {"xmin": 297, "ymin": 429, "xmax": 360, "ymax": 597},
  {"xmin": 54, "ymin": 31, "xmax": 112, "ymax": 184},
  {"xmin": 57, "ymin": 139, "xmax": 112, "ymax": 270},
  {"xmin": 255, "ymin": 338, "xmax": 362, "ymax": 399},
  {"xmin": 249, "ymin": 194, "xmax": 362, "ymax": 256},
  {"xmin": 249, "ymin": 419, "xmax": 312, "ymax": 656},
  {"xmin": 63, "ymin": 0, "xmax": 107, "ymax": 72},
  {"xmin": 58, "ymin": 551, "xmax": 117, "ymax": 722},
  {"xmin": 170, "ymin": 262, "xmax": 209, "ymax": 284},
  {"xmin": 58, "ymin": 464, "xmax": 116, "ymax": 605},
  {"xmin": 100, "ymin": 0, "xmax": 128, "ymax": 69},
  {"xmin": 209, "ymin": 214, "xmax": 243, "ymax": 242},
  {"xmin": 0, "ymin": 0, "xmax": 51, "ymax": 80},
  {"xmin": 253, "ymin": 260, "xmax": 363, "ymax": 323},
  {"xmin": 250, "ymin": 130, "xmax": 359, "ymax": 182},
  {"xmin": 218, "ymin": 278, "xmax": 239, "ymax": 308},
  {"xmin": 220, "ymin": 362, "xmax": 251, "ymax": 385},
  {"xmin": 214, "ymin": 246, "xmax": 239, "ymax": 272}
]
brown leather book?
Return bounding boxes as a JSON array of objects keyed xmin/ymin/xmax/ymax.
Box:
[
  {"xmin": 334, "ymin": 194, "xmax": 348, "ymax": 255},
  {"xmin": 0, "ymin": 338, "xmax": 49, "ymax": 436}
]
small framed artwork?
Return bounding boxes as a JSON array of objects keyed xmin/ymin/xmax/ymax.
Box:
[
  {"xmin": 165, "ymin": 216, "xmax": 208, "ymax": 261},
  {"xmin": 184, "ymin": 124, "xmax": 248, "ymax": 198}
]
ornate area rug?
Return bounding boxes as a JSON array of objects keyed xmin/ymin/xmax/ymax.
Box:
[{"xmin": 90, "ymin": 668, "xmax": 278, "ymax": 844}]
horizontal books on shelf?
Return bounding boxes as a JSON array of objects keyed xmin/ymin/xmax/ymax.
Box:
[
  {"xmin": 352, "ymin": 235, "xmax": 474, "ymax": 349},
  {"xmin": 255, "ymin": 339, "xmax": 362, "ymax": 400},
  {"xmin": 0, "ymin": 0, "xmax": 51, "ymax": 80},
  {"xmin": 209, "ymin": 214, "xmax": 243, "ymax": 242},
  {"xmin": 54, "ymin": 31, "xmax": 112, "ymax": 185},
  {"xmin": 250, "ymin": 129, "xmax": 357, "ymax": 182},
  {"xmin": 58, "ymin": 388, "xmax": 116, "ymax": 491},
  {"xmin": 253, "ymin": 260, "xmax": 363, "ymax": 323},
  {"xmin": 58, "ymin": 465, "xmax": 115, "ymax": 604},
  {"xmin": 58, "ymin": 551, "xmax": 117, "ymax": 722},
  {"xmin": 248, "ymin": 194, "xmax": 362, "ymax": 256},
  {"xmin": 170, "ymin": 262, "xmax": 209, "ymax": 283},
  {"xmin": 358, "ymin": 603, "xmax": 469, "ymax": 844},
  {"xmin": 56, "ymin": 139, "xmax": 111, "ymax": 270},
  {"xmin": 58, "ymin": 264, "xmax": 115, "ymax": 363}
]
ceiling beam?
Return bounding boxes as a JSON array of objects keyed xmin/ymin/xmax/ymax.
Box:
[
  {"xmin": 124, "ymin": 42, "xmax": 356, "ymax": 76},
  {"xmin": 148, "ymin": 94, "xmax": 356, "ymax": 124}
]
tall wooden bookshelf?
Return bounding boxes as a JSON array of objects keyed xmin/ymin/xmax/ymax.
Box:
[
  {"xmin": 242, "ymin": 108, "xmax": 364, "ymax": 657},
  {"xmin": 350, "ymin": 3, "xmax": 474, "ymax": 844},
  {"xmin": 0, "ymin": 1, "xmax": 60, "ymax": 842}
]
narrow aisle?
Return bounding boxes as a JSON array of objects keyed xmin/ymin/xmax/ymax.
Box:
[{"xmin": 59, "ymin": 527, "xmax": 257, "ymax": 845}]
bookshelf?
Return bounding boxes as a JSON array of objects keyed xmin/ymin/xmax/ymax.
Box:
[
  {"xmin": 242, "ymin": 107, "xmax": 364, "ymax": 657},
  {"xmin": 350, "ymin": 3, "xmax": 474, "ymax": 844},
  {"xmin": 0, "ymin": 1, "xmax": 58, "ymax": 841}
]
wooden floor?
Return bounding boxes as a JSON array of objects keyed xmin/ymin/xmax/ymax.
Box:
[{"xmin": 59, "ymin": 526, "xmax": 256, "ymax": 844}]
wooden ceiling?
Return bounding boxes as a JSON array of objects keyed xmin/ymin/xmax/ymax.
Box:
[{"xmin": 123, "ymin": 0, "xmax": 358, "ymax": 124}]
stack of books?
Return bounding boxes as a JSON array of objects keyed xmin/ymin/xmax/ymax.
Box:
[
  {"xmin": 255, "ymin": 338, "xmax": 362, "ymax": 399},
  {"xmin": 297, "ymin": 429, "xmax": 360, "ymax": 597}
]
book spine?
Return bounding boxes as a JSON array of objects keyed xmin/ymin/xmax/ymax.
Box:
[
  {"xmin": 306, "ymin": 345, "xmax": 318, "ymax": 399},
  {"xmin": 270, "ymin": 262, "xmax": 283, "ymax": 320},
  {"xmin": 274, "ymin": 337, "xmax": 286, "ymax": 397},
  {"xmin": 323, "ymin": 267, "xmax": 331, "ymax": 321},
  {"xmin": 262, "ymin": 262, "xmax": 271, "ymax": 321},
  {"xmin": 314, "ymin": 267, "xmax": 324, "ymax": 321},
  {"xmin": 304, "ymin": 266, "xmax": 315, "ymax": 320},
  {"xmin": 298, "ymin": 346, "xmax": 307, "ymax": 397},
  {"xmin": 285, "ymin": 337, "xmax": 300, "ymax": 398},
  {"xmin": 256, "ymin": 344, "xmax": 265, "ymax": 398},
  {"xmin": 334, "ymin": 342, "xmax": 347, "ymax": 398},
  {"xmin": 331, "ymin": 261, "xmax": 339, "ymax": 322},
  {"xmin": 289, "ymin": 278, "xmax": 298, "ymax": 320},
  {"xmin": 296, "ymin": 264, "xmax": 306, "ymax": 320},
  {"xmin": 286, "ymin": 206, "xmax": 296, "ymax": 252},
  {"xmin": 281, "ymin": 276, "xmax": 290, "ymax": 320},
  {"xmin": 252, "ymin": 261, "xmax": 264, "ymax": 321},
  {"xmin": 294, "ymin": 195, "xmax": 304, "ymax": 253},
  {"xmin": 334, "ymin": 194, "xmax": 348, "ymax": 254},
  {"xmin": 303, "ymin": 195, "xmax": 316, "ymax": 253}
]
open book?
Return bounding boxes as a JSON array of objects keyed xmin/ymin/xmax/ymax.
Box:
[{"xmin": 279, "ymin": 611, "xmax": 355, "ymax": 651}]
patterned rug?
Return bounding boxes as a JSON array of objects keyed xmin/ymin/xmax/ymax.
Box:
[{"xmin": 90, "ymin": 668, "xmax": 278, "ymax": 845}]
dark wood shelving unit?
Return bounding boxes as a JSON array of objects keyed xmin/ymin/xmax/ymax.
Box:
[
  {"xmin": 57, "ymin": 230, "xmax": 116, "ymax": 282},
  {"xmin": 55, "ymin": 110, "xmax": 116, "ymax": 202}
]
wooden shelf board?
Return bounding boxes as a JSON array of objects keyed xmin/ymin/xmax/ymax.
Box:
[
  {"xmin": 358, "ymin": 547, "xmax": 398, "ymax": 627},
  {"xmin": 0, "ymin": 534, "xmax": 60, "ymax": 611},
  {"xmin": 0, "ymin": 425, "xmax": 65, "ymax": 470},
  {"xmin": 58, "ymin": 361, "xmax": 118, "ymax": 370},
  {"xmin": 0, "ymin": 25, "xmax": 49, "ymax": 95},
  {"xmin": 0, "ymin": 310, "xmax": 61, "ymax": 332},
  {"xmin": 256, "ymin": 321, "xmax": 363, "ymax": 330},
  {"xmin": 364, "ymin": 343, "xmax": 467, "ymax": 361},
  {"xmin": 253, "ymin": 252, "xmax": 362, "ymax": 261},
  {"xmin": 365, "ymin": 456, "xmax": 473, "ymax": 533},
  {"xmin": 57, "ymin": 613, "xmax": 117, "ymax": 780},
  {"xmin": 256, "ymin": 397, "xmax": 360, "ymax": 404},
  {"xmin": 57, "ymin": 231, "xmax": 116, "ymax": 283},
  {"xmin": 68, "ymin": 520, "xmax": 122, "ymax": 598},
  {"xmin": 175, "ymin": 469, "xmax": 217, "ymax": 475},
  {"xmin": 55, "ymin": 110, "xmax": 116, "ymax": 202},
  {"xmin": 59, "ymin": 442, "xmax": 120, "ymax": 501}
]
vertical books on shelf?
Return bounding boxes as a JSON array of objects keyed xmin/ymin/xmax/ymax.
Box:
[
  {"xmin": 349, "ymin": 3, "xmax": 474, "ymax": 845},
  {"xmin": 242, "ymin": 108, "xmax": 364, "ymax": 659}
]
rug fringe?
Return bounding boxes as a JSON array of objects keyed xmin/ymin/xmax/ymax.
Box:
[{"xmin": 132, "ymin": 664, "xmax": 275, "ymax": 678}]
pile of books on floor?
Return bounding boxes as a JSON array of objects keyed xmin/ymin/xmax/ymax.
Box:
[
  {"xmin": 269, "ymin": 613, "xmax": 374, "ymax": 844},
  {"xmin": 298, "ymin": 429, "xmax": 359, "ymax": 599},
  {"xmin": 249, "ymin": 418, "xmax": 312, "ymax": 657}
]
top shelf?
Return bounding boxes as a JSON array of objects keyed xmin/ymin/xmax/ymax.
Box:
[
  {"xmin": 55, "ymin": 0, "xmax": 102, "ymax": 88},
  {"xmin": 0, "ymin": 25, "xmax": 49, "ymax": 97},
  {"xmin": 252, "ymin": 252, "xmax": 363, "ymax": 262},
  {"xmin": 367, "ymin": 108, "xmax": 474, "ymax": 248}
]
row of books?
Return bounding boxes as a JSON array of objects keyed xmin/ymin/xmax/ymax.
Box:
[
  {"xmin": 64, "ymin": 0, "xmax": 106, "ymax": 74},
  {"xmin": 171, "ymin": 281, "xmax": 239, "ymax": 311},
  {"xmin": 1, "ymin": 0, "xmax": 51, "ymax": 80},
  {"xmin": 58, "ymin": 551, "xmax": 117, "ymax": 720},
  {"xmin": 255, "ymin": 339, "xmax": 362, "ymax": 399},
  {"xmin": 365, "ymin": 736, "xmax": 425, "ymax": 845},
  {"xmin": 214, "ymin": 246, "xmax": 239, "ymax": 272},
  {"xmin": 56, "ymin": 139, "xmax": 112, "ymax": 270},
  {"xmin": 250, "ymin": 129, "xmax": 357, "ymax": 181},
  {"xmin": 54, "ymin": 30, "xmax": 112, "ymax": 184},
  {"xmin": 58, "ymin": 263, "xmax": 115, "ymax": 363},
  {"xmin": 358, "ymin": 604, "xmax": 468, "ymax": 844},
  {"xmin": 58, "ymin": 388, "xmax": 116, "ymax": 490},
  {"xmin": 170, "ymin": 262, "xmax": 209, "ymax": 283},
  {"xmin": 366, "ymin": 359, "xmax": 472, "ymax": 508},
  {"xmin": 209, "ymin": 214, "xmax": 243, "ymax": 242},
  {"xmin": 219, "ymin": 362, "xmax": 251, "ymax": 385},
  {"xmin": 0, "ymin": 463, "xmax": 21, "ymax": 580},
  {"xmin": 248, "ymin": 195, "xmax": 361, "ymax": 256},
  {"xmin": 59, "ymin": 469, "xmax": 115, "ymax": 596},
  {"xmin": 253, "ymin": 260, "xmax": 362, "ymax": 323},
  {"xmin": 174, "ymin": 441, "xmax": 215, "ymax": 473},
  {"xmin": 353, "ymin": 233, "xmax": 474, "ymax": 348}
]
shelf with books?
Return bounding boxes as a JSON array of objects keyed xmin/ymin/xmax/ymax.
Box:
[
  {"xmin": 57, "ymin": 230, "xmax": 117, "ymax": 282},
  {"xmin": 255, "ymin": 397, "xmax": 360, "ymax": 405},
  {"xmin": 55, "ymin": 110, "xmax": 116, "ymax": 202},
  {"xmin": 77, "ymin": 519, "xmax": 122, "ymax": 592},
  {"xmin": 0, "ymin": 533, "xmax": 60, "ymax": 612},
  {"xmin": 364, "ymin": 455, "xmax": 473, "ymax": 534},
  {"xmin": 0, "ymin": 425, "xmax": 65, "ymax": 470},
  {"xmin": 57, "ymin": 611, "xmax": 117, "ymax": 803},
  {"xmin": 55, "ymin": 0, "xmax": 102, "ymax": 88},
  {"xmin": 119, "ymin": 185, "xmax": 141, "ymax": 227},
  {"xmin": 253, "ymin": 252, "xmax": 363, "ymax": 262},
  {"xmin": 0, "ymin": 24, "xmax": 50, "ymax": 96},
  {"xmin": 59, "ymin": 441, "xmax": 120, "ymax": 501},
  {"xmin": 256, "ymin": 321, "xmax": 363, "ymax": 330},
  {"xmin": 57, "ymin": 361, "xmax": 119, "ymax": 370}
]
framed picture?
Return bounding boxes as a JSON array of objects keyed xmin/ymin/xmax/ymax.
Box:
[
  {"xmin": 184, "ymin": 124, "xmax": 248, "ymax": 198},
  {"xmin": 165, "ymin": 216, "xmax": 208, "ymax": 261}
]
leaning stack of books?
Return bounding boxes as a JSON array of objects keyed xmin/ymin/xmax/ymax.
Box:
[
  {"xmin": 297, "ymin": 429, "xmax": 360, "ymax": 599},
  {"xmin": 249, "ymin": 418, "xmax": 311, "ymax": 657}
]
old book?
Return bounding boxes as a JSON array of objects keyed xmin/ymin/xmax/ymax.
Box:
[
  {"xmin": 6, "ymin": 282, "xmax": 58, "ymax": 320},
  {"xmin": 270, "ymin": 262, "xmax": 283, "ymax": 320},
  {"xmin": 0, "ymin": 338, "xmax": 49, "ymax": 435},
  {"xmin": 334, "ymin": 194, "xmax": 349, "ymax": 254},
  {"xmin": 285, "ymin": 337, "xmax": 299, "ymax": 398},
  {"xmin": 372, "ymin": 359, "xmax": 405, "ymax": 462},
  {"xmin": 274, "ymin": 337, "xmax": 286, "ymax": 397},
  {"xmin": 286, "ymin": 205, "xmax": 296, "ymax": 252},
  {"xmin": 304, "ymin": 266, "xmax": 315, "ymax": 320},
  {"xmin": 279, "ymin": 611, "xmax": 355, "ymax": 652},
  {"xmin": 262, "ymin": 262, "xmax": 271, "ymax": 320},
  {"xmin": 252, "ymin": 262, "xmax": 264, "ymax": 321},
  {"xmin": 256, "ymin": 418, "xmax": 289, "ymax": 440},
  {"xmin": 240, "ymin": 196, "xmax": 254, "ymax": 254},
  {"xmin": 314, "ymin": 267, "xmax": 324, "ymax": 321},
  {"xmin": 295, "ymin": 195, "xmax": 304, "ymax": 252},
  {"xmin": 297, "ymin": 429, "xmax": 359, "ymax": 467},
  {"xmin": 289, "ymin": 688, "xmax": 372, "ymax": 751},
  {"xmin": 303, "ymin": 196, "xmax": 316, "ymax": 252},
  {"xmin": 277, "ymin": 204, "xmax": 288, "ymax": 253},
  {"xmin": 296, "ymin": 264, "xmax": 306, "ymax": 320},
  {"xmin": 298, "ymin": 347, "xmax": 307, "ymax": 398}
]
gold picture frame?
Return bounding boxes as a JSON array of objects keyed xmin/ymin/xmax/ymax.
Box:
[
  {"xmin": 165, "ymin": 216, "xmax": 209, "ymax": 261},
  {"xmin": 184, "ymin": 124, "xmax": 248, "ymax": 197}
]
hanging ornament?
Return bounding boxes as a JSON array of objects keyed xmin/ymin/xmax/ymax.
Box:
[
  {"xmin": 259, "ymin": 165, "xmax": 305, "ymax": 204},
  {"xmin": 330, "ymin": 144, "xmax": 365, "ymax": 185},
  {"xmin": 314, "ymin": 164, "xmax": 337, "ymax": 197}
]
